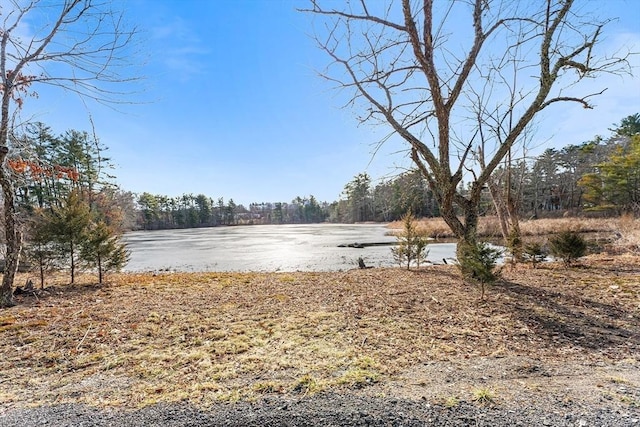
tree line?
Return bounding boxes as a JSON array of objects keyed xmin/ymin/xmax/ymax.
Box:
[
  {"xmin": 484, "ymin": 114, "xmax": 640, "ymax": 219},
  {"xmin": 132, "ymin": 171, "xmax": 438, "ymax": 230},
  {"xmin": 291, "ymin": 113, "xmax": 640, "ymax": 225},
  {"xmin": 135, "ymin": 194, "xmax": 330, "ymax": 230},
  {"xmin": 131, "ymin": 113, "xmax": 640, "ymax": 231}
]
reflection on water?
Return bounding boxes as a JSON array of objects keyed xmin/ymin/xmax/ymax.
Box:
[{"xmin": 122, "ymin": 223, "xmax": 458, "ymax": 272}]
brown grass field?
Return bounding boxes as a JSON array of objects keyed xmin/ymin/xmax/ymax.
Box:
[
  {"xmin": 389, "ymin": 214, "xmax": 640, "ymax": 245},
  {"xmin": 0, "ymin": 217, "xmax": 638, "ymax": 410}
]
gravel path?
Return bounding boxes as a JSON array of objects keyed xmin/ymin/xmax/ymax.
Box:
[{"xmin": 2, "ymin": 394, "xmax": 639, "ymax": 426}]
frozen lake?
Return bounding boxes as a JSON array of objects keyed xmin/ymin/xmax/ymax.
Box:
[{"xmin": 122, "ymin": 224, "xmax": 458, "ymax": 272}]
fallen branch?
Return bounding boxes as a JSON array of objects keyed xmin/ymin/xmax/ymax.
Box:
[{"xmin": 76, "ymin": 323, "xmax": 92, "ymax": 351}]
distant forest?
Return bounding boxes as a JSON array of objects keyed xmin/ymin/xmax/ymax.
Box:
[
  {"xmin": 134, "ymin": 114, "xmax": 640, "ymax": 230},
  {"xmin": 11, "ymin": 117, "xmax": 638, "ymax": 233}
]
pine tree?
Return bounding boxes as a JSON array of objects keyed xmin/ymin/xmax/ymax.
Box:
[
  {"xmin": 24, "ymin": 212, "xmax": 62, "ymax": 289},
  {"xmin": 549, "ymin": 231, "xmax": 587, "ymax": 267},
  {"xmin": 80, "ymin": 220, "xmax": 129, "ymax": 284},
  {"xmin": 391, "ymin": 212, "xmax": 429, "ymax": 270},
  {"xmin": 458, "ymin": 242, "xmax": 501, "ymax": 300},
  {"xmin": 44, "ymin": 190, "xmax": 92, "ymax": 284}
]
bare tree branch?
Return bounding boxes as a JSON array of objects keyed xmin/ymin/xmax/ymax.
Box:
[
  {"xmin": 301, "ymin": 0, "xmax": 407, "ymax": 32},
  {"xmin": 305, "ymin": 0, "xmax": 630, "ymax": 252}
]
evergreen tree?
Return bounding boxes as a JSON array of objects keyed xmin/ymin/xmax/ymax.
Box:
[
  {"xmin": 458, "ymin": 242, "xmax": 501, "ymax": 300},
  {"xmin": 391, "ymin": 212, "xmax": 429, "ymax": 270},
  {"xmin": 343, "ymin": 173, "xmax": 372, "ymax": 223},
  {"xmin": 24, "ymin": 212, "xmax": 63, "ymax": 289},
  {"xmin": 580, "ymin": 135, "xmax": 640, "ymax": 215},
  {"xmin": 80, "ymin": 220, "xmax": 129, "ymax": 284},
  {"xmin": 549, "ymin": 231, "xmax": 587, "ymax": 267},
  {"xmin": 44, "ymin": 190, "xmax": 92, "ymax": 284}
]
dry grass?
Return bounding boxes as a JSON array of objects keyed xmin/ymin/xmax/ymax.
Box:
[
  {"xmin": 1, "ymin": 255, "xmax": 638, "ymax": 409},
  {"xmin": 388, "ymin": 216, "xmax": 631, "ymax": 237},
  {"xmin": 518, "ymin": 216, "xmax": 632, "ymax": 236},
  {"xmin": 612, "ymin": 214, "xmax": 640, "ymax": 253},
  {"xmin": 388, "ymin": 216, "xmax": 640, "ymax": 252}
]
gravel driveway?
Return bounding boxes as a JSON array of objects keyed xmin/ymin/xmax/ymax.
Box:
[{"xmin": 2, "ymin": 394, "xmax": 639, "ymax": 426}]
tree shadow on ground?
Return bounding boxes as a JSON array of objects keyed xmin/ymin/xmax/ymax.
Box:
[
  {"xmin": 12, "ymin": 282, "xmax": 106, "ymax": 307},
  {"xmin": 412, "ymin": 267, "xmax": 461, "ymax": 281},
  {"xmin": 494, "ymin": 279, "xmax": 639, "ymax": 353}
]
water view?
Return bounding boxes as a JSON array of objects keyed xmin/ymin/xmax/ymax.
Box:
[{"xmin": 122, "ymin": 223, "xmax": 458, "ymax": 272}]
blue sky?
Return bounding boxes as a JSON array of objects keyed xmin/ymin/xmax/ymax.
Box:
[{"xmin": 21, "ymin": 0, "xmax": 640, "ymax": 207}]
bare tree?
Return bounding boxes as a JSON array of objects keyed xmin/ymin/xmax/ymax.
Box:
[
  {"xmin": 304, "ymin": 0, "xmax": 629, "ymax": 274},
  {"xmin": 0, "ymin": 0, "xmax": 138, "ymax": 307}
]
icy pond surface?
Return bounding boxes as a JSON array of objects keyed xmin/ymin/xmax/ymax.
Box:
[{"xmin": 122, "ymin": 223, "xmax": 458, "ymax": 272}]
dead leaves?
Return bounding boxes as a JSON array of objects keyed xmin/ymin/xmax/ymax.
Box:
[{"xmin": 1, "ymin": 257, "xmax": 638, "ymax": 408}]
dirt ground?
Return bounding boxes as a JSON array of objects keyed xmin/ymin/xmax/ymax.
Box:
[{"xmin": 0, "ymin": 254, "xmax": 638, "ymax": 417}]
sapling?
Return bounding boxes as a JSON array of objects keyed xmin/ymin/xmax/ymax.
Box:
[
  {"xmin": 549, "ymin": 231, "xmax": 587, "ymax": 266},
  {"xmin": 391, "ymin": 212, "xmax": 429, "ymax": 270}
]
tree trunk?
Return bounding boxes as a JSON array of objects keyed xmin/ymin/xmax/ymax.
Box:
[
  {"xmin": 98, "ymin": 255, "xmax": 103, "ymax": 284},
  {"xmin": 487, "ymin": 178, "xmax": 510, "ymax": 240},
  {"xmin": 39, "ymin": 255, "xmax": 45, "ymax": 290},
  {"xmin": 455, "ymin": 204, "xmax": 481, "ymax": 281},
  {"xmin": 463, "ymin": 208, "xmax": 479, "ymax": 246},
  {"xmin": 70, "ymin": 240, "xmax": 75, "ymax": 284},
  {"xmin": 0, "ymin": 148, "xmax": 20, "ymax": 308},
  {"xmin": 0, "ymin": 61, "xmax": 19, "ymax": 307},
  {"xmin": 506, "ymin": 196, "xmax": 523, "ymax": 262},
  {"xmin": 435, "ymin": 188, "xmax": 481, "ymax": 268},
  {"xmin": 488, "ymin": 176, "xmax": 523, "ymax": 261}
]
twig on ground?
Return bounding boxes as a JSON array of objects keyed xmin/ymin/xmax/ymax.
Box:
[{"xmin": 77, "ymin": 323, "xmax": 92, "ymax": 351}]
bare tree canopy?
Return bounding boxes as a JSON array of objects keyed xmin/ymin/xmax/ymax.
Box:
[
  {"xmin": 0, "ymin": 0, "xmax": 139, "ymax": 307},
  {"xmin": 0, "ymin": 0, "xmax": 139, "ymax": 104},
  {"xmin": 303, "ymin": 0, "xmax": 631, "ymax": 263}
]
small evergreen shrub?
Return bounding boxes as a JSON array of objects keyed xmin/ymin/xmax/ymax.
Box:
[
  {"xmin": 523, "ymin": 241, "xmax": 547, "ymax": 268},
  {"xmin": 549, "ymin": 230, "xmax": 587, "ymax": 266},
  {"xmin": 391, "ymin": 212, "xmax": 429, "ymax": 270},
  {"xmin": 458, "ymin": 241, "xmax": 501, "ymax": 300}
]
